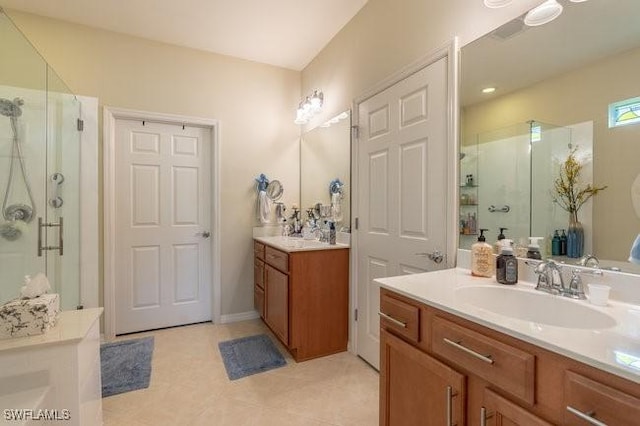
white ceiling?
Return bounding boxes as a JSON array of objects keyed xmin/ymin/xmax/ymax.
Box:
[{"xmin": 0, "ymin": 0, "xmax": 368, "ymax": 71}]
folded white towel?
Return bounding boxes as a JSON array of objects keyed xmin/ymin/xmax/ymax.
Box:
[
  {"xmin": 258, "ymin": 190, "xmax": 271, "ymax": 224},
  {"xmin": 331, "ymin": 192, "xmax": 342, "ymax": 222},
  {"xmin": 20, "ymin": 273, "xmax": 51, "ymax": 299}
]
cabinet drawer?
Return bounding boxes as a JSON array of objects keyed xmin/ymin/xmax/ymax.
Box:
[
  {"xmin": 265, "ymin": 246, "xmax": 289, "ymax": 273},
  {"xmin": 380, "ymin": 292, "xmax": 420, "ymax": 343},
  {"xmin": 564, "ymin": 371, "xmax": 640, "ymax": 425},
  {"xmin": 254, "ymin": 241, "xmax": 265, "ymax": 260},
  {"xmin": 431, "ymin": 316, "xmax": 535, "ymax": 404}
]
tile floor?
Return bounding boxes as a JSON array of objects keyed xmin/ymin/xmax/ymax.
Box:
[{"xmin": 102, "ymin": 320, "xmax": 379, "ymax": 425}]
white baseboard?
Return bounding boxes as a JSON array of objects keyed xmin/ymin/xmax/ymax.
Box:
[{"xmin": 219, "ymin": 310, "xmax": 260, "ymax": 324}]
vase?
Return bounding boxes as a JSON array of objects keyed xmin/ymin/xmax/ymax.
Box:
[{"xmin": 567, "ymin": 211, "xmax": 584, "ymax": 258}]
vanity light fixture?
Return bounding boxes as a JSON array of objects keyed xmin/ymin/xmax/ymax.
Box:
[
  {"xmin": 524, "ymin": 0, "xmax": 563, "ymax": 27},
  {"xmin": 484, "ymin": 0, "xmax": 512, "ymax": 8},
  {"xmin": 294, "ymin": 89, "xmax": 324, "ymax": 125}
]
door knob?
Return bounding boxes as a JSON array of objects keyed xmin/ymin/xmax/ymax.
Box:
[
  {"xmin": 415, "ymin": 250, "xmax": 445, "ymax": 264},
  {"xmin": 197, "ymin": 231, "xmax": 211, "ymax": 239}
]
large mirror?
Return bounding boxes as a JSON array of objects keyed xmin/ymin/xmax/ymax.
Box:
[
  {"xmin": 460, "ymin": 0, "xmax": 640, "ymax": 273},
  {"xmin": 300, "ymin": 110, "xmax": 351, "ymax": 231}
]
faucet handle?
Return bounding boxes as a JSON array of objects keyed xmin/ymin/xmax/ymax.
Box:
[{"xmin": 565, "ymin": 269, "xmax": 587, "ymax": 299}]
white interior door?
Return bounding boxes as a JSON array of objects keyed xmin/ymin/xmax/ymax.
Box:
[
  {"xmin": 114, "ymin": 119, "xmax": 212, "ymax": 334},
  {"xmin": 356, "ymin": 57, "xmax": 449, "ymax": 369}
]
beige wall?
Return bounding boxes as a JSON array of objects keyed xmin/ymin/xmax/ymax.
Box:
[
  {"xmin": 300, "ymin": 0, "xmax": 542, "ymax": 128},
  {"xmin": 6, "ymin": 11, "xmax": 301, "ymax": 317},
  {"xmin": 462, "ymin": 47, "xmax": 640, "ymax": 260}
]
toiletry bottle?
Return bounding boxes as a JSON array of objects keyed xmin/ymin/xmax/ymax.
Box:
[
  {"xmin": 496, "ymin": 239, "xmax": 518, "ymax": 285},
  {"xmin": 329, "ymin": 221, "xmax": 336, "ymax": 245},
  {"xmin": 526, "ymin": 237, "xmax": 543, "ymax": 260},
  {"xmin": 551, "ymin": 230, "xmax": 560, "ymax": 256},
  {"xmin": 494, "ymin": 227, "xmax": 508, "ymax": 254},
  {"xmin": 560, "ymin": 229, "xmax": 567, "ymax": 256},
  {"xmin": 471, "ymin": 229, "xmax": 493, "ymax": 277}
]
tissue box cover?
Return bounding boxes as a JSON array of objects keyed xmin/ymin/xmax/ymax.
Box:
[{"xmin": 0, "ymin": 293, "xmax": 60, "ymax": 339}]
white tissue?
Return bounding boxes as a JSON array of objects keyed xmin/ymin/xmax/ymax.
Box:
[
  {"xmin": 20, "ymin": 273, "xmax": 51, "ymax": 299},
  {"xmin": 629, "ymin": 233, "xmax": 640, "ymax": 265}
]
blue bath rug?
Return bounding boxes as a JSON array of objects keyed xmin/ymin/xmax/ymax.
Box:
[
  {"xmin": 100, "ymin": 336, "xmax": 154, "ymax": 397},
  {"xmin": 218, "ymin": 334, "xmax": 286, "ymax": 380}
]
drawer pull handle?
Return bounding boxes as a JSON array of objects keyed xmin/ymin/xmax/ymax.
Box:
[
  {"xmin": 567, "ymin": 406, "xmax": 607, "ymax": 426},
  {"xmin": 446, "ymin": 386, "xmax": 459, "ymax": 426},
  {"xmin": 378, "ymin": 312, "xmax": 407, "ymax": 328},
  {"xmin": 443, "ymin": 338, "xmax": 494, "ymax": 364},
  {"xmin": 480, "ymin": 407, "xmax": 494, "ymax": 426}
]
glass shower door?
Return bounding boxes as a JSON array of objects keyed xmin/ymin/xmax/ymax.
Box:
[{"xmin": 0, "ymin": 10, "xmax": 81, "ymax": 310}]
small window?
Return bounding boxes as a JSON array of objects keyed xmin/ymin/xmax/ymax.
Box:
[
  {"xmin": 609, "ymin": 97, "xmax": 640, "ymax": 128},
  {"xmin": 530, "ymin": 123, "xmax": 541, "ymax": 143}
]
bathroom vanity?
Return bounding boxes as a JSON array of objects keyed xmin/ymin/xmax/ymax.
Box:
[
  {"xmin": 253, "ymin": 236, "xmax": 349, "ymax": 361},
  {"xmin": 377, "ymin": 269, "xmax": 640, "ymax": 425}
]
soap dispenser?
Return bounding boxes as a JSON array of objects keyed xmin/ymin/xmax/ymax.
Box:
[
  {"xmin": 551, "ymin": 230, "xmax": 561, "ymax": 256},
  {"xmin": 526, "ymin": 237, "xmax": 543, "ymax": 260},
  {"xmin": 496, "ymin": 239, "xmax": 518, "ymax": 285},
  {"xmin": 471, "ymin": 229, "xmax": 493, "ymax": 278},
  {"xmin": 494, "ymin": 227, "xmax": 508, "ymax": 254}
]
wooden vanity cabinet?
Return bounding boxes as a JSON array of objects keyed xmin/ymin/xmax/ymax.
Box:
[
  {"xmin": 380, "ymin": 288, "xmax": 640, "ymax": 426},
  {"xmin": 253, "ymin": 242, "xmax": 265, "ymax": 318},
  {"xmin": 380, "ymin": 328, "xmax": 466, "ymax": 426},
  {"xmin": 254, "ymin": 240, "xmax": 349, "ymax": 361}
]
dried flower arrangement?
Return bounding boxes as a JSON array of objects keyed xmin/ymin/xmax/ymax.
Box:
[{"xmin": 552, "ymin": 147, "xmax": 607, "ymax": 215}]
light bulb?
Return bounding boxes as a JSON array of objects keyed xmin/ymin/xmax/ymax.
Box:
[{"xmin": 525, "ymin": 0, "xmax": 563, "ymax": 27}]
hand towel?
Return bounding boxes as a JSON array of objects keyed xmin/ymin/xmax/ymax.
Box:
[
  {"xmin": 258, "ymin": 190, "xmax": 271, "ymax": 224},
  {"xmin": 629, "ymin": 233, "xmax": 640, "ymax": 265}
]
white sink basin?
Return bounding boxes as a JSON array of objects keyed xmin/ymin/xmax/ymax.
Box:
[{"xmin": 456, "ymin": 286, "xmax": 617, "ymax": 329}]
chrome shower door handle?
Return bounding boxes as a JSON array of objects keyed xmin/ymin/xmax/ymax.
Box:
[
  {"xmin": 415, "ymin": 250, "xmax": 445, "ymax": 264},
  {"xmin": 196, "ymin": 230, "xmax": 211, "ymax": 239}
]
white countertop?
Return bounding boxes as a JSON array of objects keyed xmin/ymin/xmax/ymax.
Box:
[
  {"xmin": 0, "ymin": 308, "xmax": 103, "ymax": 353},
  {"xmin": 254, "ymin": 235, "xmax": 350, "ymax": 253},
  {"xmin": 376, "ymin": 268, "xmax": 640, "ymax": 384}
]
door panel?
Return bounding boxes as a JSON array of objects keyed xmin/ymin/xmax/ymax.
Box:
[
  {"xmin": 115, "ymin": 119, "xmax": 211, "ymax": 334},
  {"xmin": 357, "ymin": 57, "xmax": 449, "ymax": 369}
]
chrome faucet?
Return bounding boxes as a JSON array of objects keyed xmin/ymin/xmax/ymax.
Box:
[
  {"xmin": 579, "ymin": 254, "xmax": 600, "ymax": 268},
  {"xmin": 533, "ymin": 260, "xmax": 565, "ymax": 295},
  {"xmin": 566, "ymin": 268, "xmax": 604, "ymax": 299}
]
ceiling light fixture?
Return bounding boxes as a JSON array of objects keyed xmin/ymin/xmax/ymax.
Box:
[
  {"xmin": 294, "ymin": 89, "xmax": 323, "ymax": 125},
  {"xmin": 569, "ymin": 0, "xmax": 588, "ymax": 2},
  {"xmin": 482, "ymin": 87, "xmax": 496, "ymax": 94},
  {"xmin": 484, "ymin": 0, "xmax": 513, "ymax": 8},
  {"xmin": 524, "ymin": 0, "xmax": 563, "ymax": 27}
]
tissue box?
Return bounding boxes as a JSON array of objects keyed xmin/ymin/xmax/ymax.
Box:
[{"xmin": 0, "ymin": 294, "xmax": 60, "ymax": 339}]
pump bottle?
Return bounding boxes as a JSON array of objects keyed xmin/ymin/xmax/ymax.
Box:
[
  {"xmin": 494, "ymin": 227, "xmax": 508, "ymax": 254},
  {"xmin": 496, "ymin": 239, "xmax": 518, "ymax": 285},
  {"xmin": 471, "ymin": 229, "xmax": 493, "ymax": 277}
]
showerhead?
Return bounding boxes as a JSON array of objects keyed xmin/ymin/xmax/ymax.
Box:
[{"xmin": 0, "ymin": 97, "xmax": 23, "ymax": 118}]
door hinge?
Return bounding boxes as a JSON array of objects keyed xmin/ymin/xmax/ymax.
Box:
[
  {"xmin": 355, "ymin": 217, "xmax": 359, "ymax": 230},
  {"xmin": 77, "ymin": 118, "xmax": 84, "ymax": 131},
  {"xmin": 351, "ymin": 125, "xmax": 359, "ymax": 139},
  {"xmin": 354, "ymin": 308, "xmax": 358, "ymax": 321}
]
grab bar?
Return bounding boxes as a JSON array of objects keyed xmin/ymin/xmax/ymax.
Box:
[
  {"xmin": 38, "ymin": 217, "xmax": 64, "ymax": 257},
  {"xmin": 488, "ymin": 205, "xmax": 510, "ymax": 213}
]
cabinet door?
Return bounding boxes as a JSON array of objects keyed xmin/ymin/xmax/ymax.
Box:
[
  {"xmin": 380, "ymin": 329, "xmax": 465, "ymax": 426},
  {"xmin": 254, "ymin": 257, "xmax": 264, "ymax": 289},
  {"xmin": 265, "ymin": 264, "xmax": 288, "ymax": 345},
  {"xmin": 254, "ymin": 285, "xmax": 265, "ymax": 319},
  {"xmin": 481, "ymin": 388, "xmax": 552, "ymax": 426}
]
